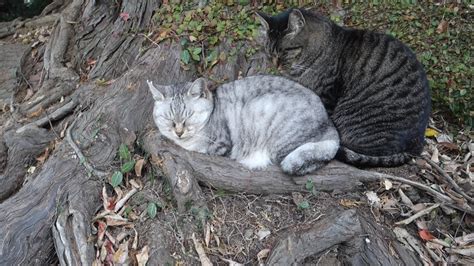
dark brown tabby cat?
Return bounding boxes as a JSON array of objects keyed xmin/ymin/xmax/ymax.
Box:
[{"xmin": 256, "ymin": 8, "xmax": 431, "ymax": 167}]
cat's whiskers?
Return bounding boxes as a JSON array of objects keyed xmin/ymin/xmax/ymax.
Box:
[{"xmin": 191, "ymin": 132, "xmax": 218, "ymax": 145}]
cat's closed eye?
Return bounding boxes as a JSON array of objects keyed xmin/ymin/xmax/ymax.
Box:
[{"xmin": 283, "ymin": 47, "xmax": 302, "ymax": 58}]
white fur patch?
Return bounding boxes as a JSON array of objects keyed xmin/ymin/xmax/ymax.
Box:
[{"xmin": 238, "ymin": 150, "xmax": 272, "ymax": 170}]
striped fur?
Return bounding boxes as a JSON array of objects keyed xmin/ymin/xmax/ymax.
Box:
[
  {"xmin": 257, "ymin": 9, "xmax": 431, "ymax": 167},
  {"xmin": 147, "ymin": 75, "xmax": 339, "ymax": 175}
]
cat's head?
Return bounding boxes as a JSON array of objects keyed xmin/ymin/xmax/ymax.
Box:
[
  {"xmin": 147, "ymin": 78, "xmax": 213, "ymax": 144},
  {"xmin": 256, "ymin": 9, "xmax": 332, "ymax": 76}
]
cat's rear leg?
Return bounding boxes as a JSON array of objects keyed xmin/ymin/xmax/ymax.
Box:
[{"xmin": 280, "ymin": 140, "xmax": 339, "ymax": 176}]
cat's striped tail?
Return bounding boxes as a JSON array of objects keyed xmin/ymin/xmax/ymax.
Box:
[{"xmin": 336, "ymin": 146, "xmax": 412, "ymax": 167}]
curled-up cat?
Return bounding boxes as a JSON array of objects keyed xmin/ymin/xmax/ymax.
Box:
[
  {"xmin": 256, "ymin": 9, "xmax": 431, "ymax": 167},
  {"xmin": 147, "ymin": 75, "xmax": 339, "ymax": 175}
]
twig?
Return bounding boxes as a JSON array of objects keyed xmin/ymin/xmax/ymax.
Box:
[
  {"xmin": 454, "ymin": 211, "xmax": 467, "ymax": 238},
  {"xmin": 454, "ymin": 232, "xmax": 474, "ymax": 246},
  {"xmin": 446, "ymin": 247, "xmax": 474, "ymax": 257},
  {"xmin": 375, "ymin": 172, "xmax": 454, "ymax": 204},
  {"xmin": 398, "ymin": 188, "xmax": 414, "ymax": 209},
  {"xmin": 16, "ymin": 99, "xmax": 78, "ymax": 133},
  {"xmin": 139, "ymin": 33, "xmax": 161, "ymax": 47},
  {"xmin": 114, "ymin": 187, "xmax": 138, "ymax": 213},
  {"xmin": 45, "ymin": 108, "xmax": 61, "ymax": 139},
  {"xmin": 395, "ymin": 203, "xmax": 441, "ymax": 225},
  {"xmin": 191, "ymin": 233, "xmax": 212, "ymax": 266},
  {"xmin": 66, "ymin": 113, "xmax": 107, "ymax": 177},
  {"xmin": 423, "ymin": 156, "xmax": 474, "ymax": 204}
]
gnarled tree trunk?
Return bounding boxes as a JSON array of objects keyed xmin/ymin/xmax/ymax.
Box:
[{"xmin": 0, "ymin": 1, "xmax": 424, "ymax": 265}]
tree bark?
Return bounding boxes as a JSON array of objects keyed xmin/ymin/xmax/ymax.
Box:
[{"xmin": 0, "ymin": 0, "xmax": 423, "ymax": 265}]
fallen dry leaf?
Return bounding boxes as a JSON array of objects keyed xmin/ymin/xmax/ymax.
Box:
[
  {"xmin": 419, "ymin": 229, "xmax": 435, "ymax": 241},
  {"xmin": 134, "ymin": 158, "xmax": 145, "ymax": 177},
  {"xmin": 365, "ymin": 191, "xmax": 381, "ymax": 207},
  {"xmin": 112, "ymin": 242, "xmax": 129, "ymax": 264},
  {"xmin": 431, "ymin": 146, "xmax": 439, "ymax": 163},
  {"xmin": 106, "ymin": 216, "xmax": 132, "ymax": 227},
  {"xmin": 97, "ymin": 220, "xmax": 107, "ymax": 242},
  {"xmin": 86, "ymin": 58, "xmax": 97, "ymax": 66},
  {"xmin": 104, "ymin": 240, "xmax": 115, "ymax": 263},
  {"xmin": 339, "ymin": 198, "xmax": 361, "ymax": 208},
  {"xmin": 438, "ymin": 142, "xmax": 459, "ymax": 152},
  {"xmin": 380, "ymin": 196, "xmax": 398, "ymax": 210},
  {"xmin": 120, "ymin": 12, "xmax": 130, "ymax": 22},
  {"xmin": 425, "ymin": 128, "xmax": 439, "ymax": 138},
  {"xmin": 291, "ymin": 192, "xmax": 305, "ymax": 207},
  {"xmin": 27, "ymin": 107, "xmax": 44, "ymax": 118},
  {"xmin": 436, "ymin": 19, "xmax": 448, "ymax": 34},
  {"xmin": 132, "ymin": 228, "xmax": 138, "ymax": 249},
  {"xmin": 136, "ymin": 245, "xmax": 150, "ymax": 266},
  {"xmin": 102, "ymin": 184, "xmax": 117, "ymax": 211},
  {"xmin": 192, "ymin": 233, "xmax": 212, "ymax": 266},
  {"xmin": 36, "ymin": 147, "xmax": 50, "ymax": 164},
  {"xmin": 257, "ymin": 248, "xmax": 270, "ymax": 264},
  {"xmin": 205, "ymin": 223, "xmax": 211, "ymax": 247}
]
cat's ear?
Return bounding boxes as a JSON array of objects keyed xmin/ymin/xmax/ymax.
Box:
[
  {"xmin": 255, "ymin": 11, "xmax": 271, "ymax": 32},
  {"xmin": 146, "ymin": 80, "xmax": 164, "ymax": 101},
  {"xmin": 187, "ymin": 78, "xmax": 211, "ymax": 99},
  {"xmin": 287, "ymin": 9, "xmax": 305, "ymax": 36}
]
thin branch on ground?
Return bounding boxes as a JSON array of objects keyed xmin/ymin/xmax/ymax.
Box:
[
  {"xmin": 395, "ymin": 203, "xmax": 441, "ymax": 225},
  {"xmin": 423, "ymin": 156, "xmax": 474, "ymax": 204}
]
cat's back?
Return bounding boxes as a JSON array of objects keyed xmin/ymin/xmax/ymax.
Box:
[
  {"xmin": 341, "ymin": 28, "xmax": 426, "ymax": 79},
  {"xmin": 217, "ymin": 75, "xmax": 317, "ymax": 101}
]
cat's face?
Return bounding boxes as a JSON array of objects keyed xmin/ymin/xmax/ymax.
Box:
[
  {"xmin": 147, "ymin": 78, "xmax": 213, "ymax": 144},
  {"xmin": 256, "ymin": 9, "xmax": 328, "ymax": 76}
]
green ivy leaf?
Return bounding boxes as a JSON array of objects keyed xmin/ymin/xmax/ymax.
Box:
[
  {"xmin": 181, "ymin": 49, "xmax": 190, "ymax": 64},
  {"xmin": 119, "ymin": 144, "xmax": 131, "ymax": 161},
  {"xmin": 190, "ymin": 47, "xmax": 201, "ymax": 61},
  {"xmin": 111, "ymin": 171, "xmax": 123, "ymax": 188},
  {"xmin": 147, "ymin": 202, "xmax": 158, "ymax": 219},
  {"xmin": 192, "ymin": 47, "xmax": 202, "ymax": 55},
  {"xmin": 305, "ymin": 179, "xmax": 314, "ymax": 191},
  {"xmin": 121, "ymin": 160, "xmax": 135, "ymax": 173},
  {"xmin": 298, "ymin": 200, "xmax": 310, "ymax": 210}
]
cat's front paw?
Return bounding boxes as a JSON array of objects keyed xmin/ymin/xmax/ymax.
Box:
[{"xmin": 280, "ymin": 157, "xmax": 325, "ymax": 176}]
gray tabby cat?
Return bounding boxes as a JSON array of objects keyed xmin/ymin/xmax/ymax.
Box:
[
  {"xmin": 147, "ymin": 75, "xmax": 339, "ymax": 175},
  {"xmin": 256, "ymin": 9, "xmax": 431, "ymax": 167}
]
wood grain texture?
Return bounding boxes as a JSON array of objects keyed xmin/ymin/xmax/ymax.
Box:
[{"xmin": 144, "ymin": 132, "xmax": 379, "ymax": 194}]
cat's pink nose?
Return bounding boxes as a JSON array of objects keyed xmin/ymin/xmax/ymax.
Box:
[{"xmin": 175, "ymin": 130, "xmax": 183, "ymax": 138}]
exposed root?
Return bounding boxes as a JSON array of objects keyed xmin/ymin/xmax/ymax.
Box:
[
  {"xmin": 16, "ymin": 99, "xmax": 78, "ymax": 133},
  {"xmin": 66, "ymin": 113, "xmax": 107, "ymax": 178}
]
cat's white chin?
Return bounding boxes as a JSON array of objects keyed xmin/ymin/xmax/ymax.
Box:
[{"xmin": 168, "ymin": 135, "xmax": 207, "ymax": 154}]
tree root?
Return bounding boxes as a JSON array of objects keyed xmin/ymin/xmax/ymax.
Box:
[
  {"xmin": 143, "ymin": 131, "xmax": 474, "ymax": 216},
  {"xmin": 16, "ymin": 98, "xmax": 78, "ymax": 133},
  {"xmin": 266, "ymin": 209, "xmax": 421, "ymax": 265},
  {"xmin": 0, "ymin": 127, "xmax": 54, "ymax": 201},
  {"xmin": 66, "ymin": 112, "xmax": 107, "ymax": 178}
]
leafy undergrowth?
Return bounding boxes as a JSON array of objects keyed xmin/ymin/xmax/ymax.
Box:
[{"xmin": 79, "ymin": 2, "xmax": 473, "ymax": 265}]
